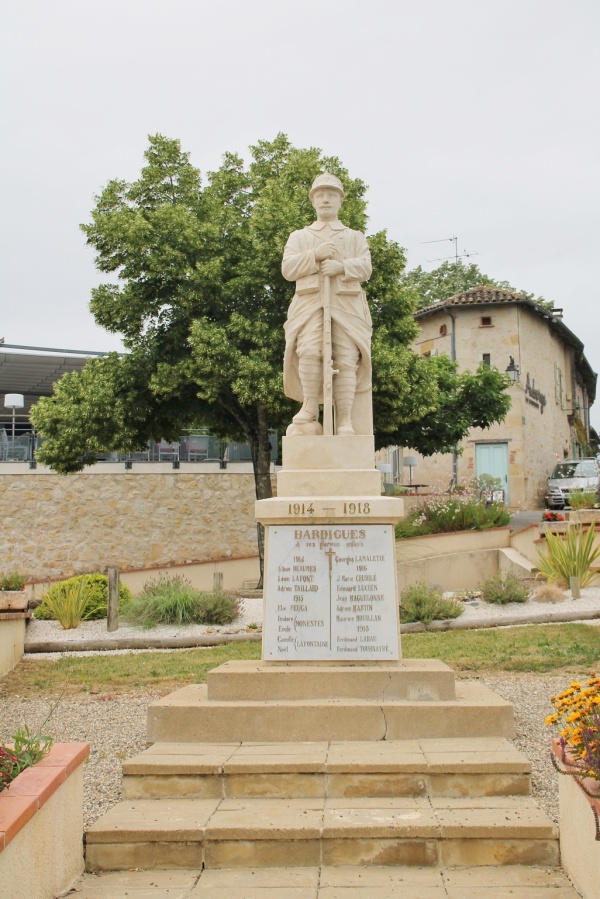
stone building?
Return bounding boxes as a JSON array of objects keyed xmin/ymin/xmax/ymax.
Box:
[{"xmin": 405, "ymin": 286, "xmax": 597, "ymax": 509}]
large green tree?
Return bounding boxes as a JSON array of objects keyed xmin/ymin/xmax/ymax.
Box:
[{"xmin": 31, "ymin": 134, "xmax": 511, "ymax": 568}]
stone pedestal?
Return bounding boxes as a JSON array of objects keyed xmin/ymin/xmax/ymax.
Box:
[{"xmin": 256, "ymin": 436, "xmax": 404, "ymax": 662}]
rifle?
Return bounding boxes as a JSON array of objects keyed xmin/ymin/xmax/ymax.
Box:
[{"xmin": 322, "ymin": 274, "xmax": 338, "ymax": 436}]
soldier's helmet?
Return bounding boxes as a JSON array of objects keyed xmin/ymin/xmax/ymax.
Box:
[{"xmin": 309, "ymin": 173, "xmax": 345, "ymax": 201}]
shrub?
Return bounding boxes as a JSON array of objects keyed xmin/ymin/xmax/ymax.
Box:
[
  {"xmin": 34, "ymin": 579, "xmax": 97, "ymax": 629},
  {"xmin": 0, "ymin": 571, "xmax": 26, "ymax": 591},
  {"xmin": 395, "ymin": 497, "xmax": 510, "ymax": 538},
  {"xmin": 478, "ymin": 573, "xmax": 529, "ymax": 605},
  {"xmin": 399, "ymin": 582, "xmax": 464, "ymax": 625},
  {"xmin": 536, "ymin": 525, "xmax": 600, "ymax": 588},
  {"xmin": 35, "ymin": 574, "xmax": 133, "ymax": 622},
  {"xmin": 0, "ymin": 724, "xmax": 53, "ymax": 793},
  {"xmin": 568, "ymin": 489, "xmax": 598, "ymax": 510},
  {"xmin": 122, "ymin": 574, "xmax": 241, "ymax": 629}
]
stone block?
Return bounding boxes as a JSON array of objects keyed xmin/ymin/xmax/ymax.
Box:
[
  {"xmin": 282, "ymin": 436, "xmax": 375, "ymax": 470},
  {"xmin": 206, "ymin": 660, "xmax": 456, "ymax": 701}
]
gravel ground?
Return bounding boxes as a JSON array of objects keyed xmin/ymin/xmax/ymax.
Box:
[{"xmin": 2, "ymin": 589, "xmax": 600, "ymax": 831}]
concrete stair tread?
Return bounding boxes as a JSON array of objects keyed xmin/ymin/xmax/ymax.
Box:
[
  {"xmin": 150, "ymin": 681, "xmax": 510, "ymax": 709},
  {"xmin": 207, "ymin": 659, "xmax": 457, "ymax": 701},
  {"xmin": 86, "ymin": 795, "xmax": 556, "ymax": 843},
  {"xmin": 73, "ymin": 865, "xmax": 582, "ymax": 897},
  {"xmin": 147, "ymin": 681, "xmax": 516, "ymax": 742},
  {"xmin": 124, "ymin": 737, "xmax": 530, "ymax": 776}
]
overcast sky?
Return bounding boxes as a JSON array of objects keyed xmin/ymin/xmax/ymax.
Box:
[{"xmin": 3, "ymin": 1, "xmax": 600, "ymax": 424}]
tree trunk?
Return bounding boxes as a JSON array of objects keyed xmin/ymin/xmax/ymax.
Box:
[{"xmin": 248, "ymin": 403, "xmax": 274, "ymax": 589}]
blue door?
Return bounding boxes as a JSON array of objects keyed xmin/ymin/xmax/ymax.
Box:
[{"xmin": 475, "ymin": 443, "xmax": 509, "ymax": 504}]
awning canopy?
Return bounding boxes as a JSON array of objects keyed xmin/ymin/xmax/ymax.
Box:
[{"xmin": 0, "ymin": 344, "xmax": 109, "ymax": 418}]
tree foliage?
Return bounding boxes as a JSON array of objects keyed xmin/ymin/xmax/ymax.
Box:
[{"xmin": 31, "ymin": 133, "xmax": 511, "ymax": 487}]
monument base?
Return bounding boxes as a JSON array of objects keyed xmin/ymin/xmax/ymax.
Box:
[{"xmin": 256, "ymin": 435, "xmax": 404, "ymax": 663}]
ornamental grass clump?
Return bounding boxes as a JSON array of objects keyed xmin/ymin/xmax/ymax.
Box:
[
  {"xmin": 399, "ymin": 582, "xmax": 464, "ymax": 625},
  {"xmin": 536, "ymin": 525, "xmax": 600, "ymax": 588},
  {"xmin": 123, "ymin": 574, "xmax": 241, "ymax": 629},
  {"xmin": 35, "ymin": 573, "xmax": 133, "ymax": 623},
  {"xmin": 35, "ymin": 579, "xmax": 101, "ymax": 630}
]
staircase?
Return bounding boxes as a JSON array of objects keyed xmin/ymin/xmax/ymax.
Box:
[{"xmin": 79, "ymin": 660, "xmax": 582, "ymax": 897}]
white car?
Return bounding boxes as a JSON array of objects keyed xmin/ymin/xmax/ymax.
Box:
[{"xmin": 544, "ymin": 458, "xmax": 600, "ymax": 510}]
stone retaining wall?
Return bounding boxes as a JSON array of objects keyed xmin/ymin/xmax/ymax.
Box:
[{"xmin": 0, "ymin": 468, "xmax": 260, "ymax": 580}]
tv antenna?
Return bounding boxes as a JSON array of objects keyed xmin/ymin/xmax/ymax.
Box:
[
  {"xmin": 422, "ymin": 236, "xmax": 479, "ymax": 265},
  {"xmin": 421, "ymin": 236, "xmax": 480, "ymax": 295}
]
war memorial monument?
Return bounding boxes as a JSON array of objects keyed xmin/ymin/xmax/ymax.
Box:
[{"xmin": 257, "ymin": 172, "xmax": 402, "ymax": 662}]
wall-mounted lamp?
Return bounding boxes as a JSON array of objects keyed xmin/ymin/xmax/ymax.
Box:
[{"xmin": 505, "ymin": 357, "xmax": 520, "ymax": 384}]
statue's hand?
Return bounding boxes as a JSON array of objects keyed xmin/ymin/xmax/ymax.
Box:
[
  {"xmin": 321, "ymin": 259, "xmax": 344, "ymax": 277},
  {"xmin": 315, "ymin": 242, "xmax": 335, "ymax": 262}
]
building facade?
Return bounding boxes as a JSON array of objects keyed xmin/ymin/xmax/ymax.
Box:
[{"xmin": 406, "ymin": 287, "xmax": 597, "ymax": 509}]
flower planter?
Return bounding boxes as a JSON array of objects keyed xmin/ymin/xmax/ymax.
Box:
[
  {"xmin": 552, "ymin": 738, "xmax": 600, "ymax": 899},
  {"xmin": 539, "ymin": 521, "xmax": 569, "ymax": 536},
  {"xmin": 0, "ymin": 742, "xmax": 90, "ymax": 899},
  {"xmin": 0, "ymin": 591, "xmax": 28, "ymax": 611},
  {"xmin": 567, "ymin": 510, "xmax": 600, "ymax": 526}
]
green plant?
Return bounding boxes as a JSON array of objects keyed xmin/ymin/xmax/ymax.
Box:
[
  {"xmin": 478, "ymin": 573, "xmax": 529, "ymax": 605},
  {"xmin": 122, "ymin": 574, "xmax": 241, "ymax": 629},
  {"xmin": 34, "ymin": 579, "xmax": 97, "ymax": 629},
  {"xmin": 0, "ymin": 571, "xmax": 26, "ymax": 591},
  {"xmin": 536, "ymin": 525, "xmax": 600, "ymax": 588},
  {"xmin": 568, "ymin": 489, "xmax": 599, "ymax": 510},
  {"xmin": 399, "ymin": 581, "xmax": 464, "ymax": 625},
  {"xmin": 395, "ymin": 497, "xmax": 510, "ymax": 538},
  {"xmin": 35, "ymin": 574, "xmax": 133, "ymax": 622},
  {"xmin": 0, "ymin": 724, "xmax": 53, "ymax": 793}
]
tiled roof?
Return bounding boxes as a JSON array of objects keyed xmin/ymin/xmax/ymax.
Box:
[{"xmin": 417, "ymin": 285, "xmax": 528, "ymax": 313}]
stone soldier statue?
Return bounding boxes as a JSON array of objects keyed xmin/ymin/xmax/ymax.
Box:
[{"xmin": 282, "ymin": 173, "xmax": 373, "ymax": 437}]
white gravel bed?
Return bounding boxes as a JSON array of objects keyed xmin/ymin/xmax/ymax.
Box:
[
  {"xmin": 22, "ymin": 588, "xmax": 600, "ymax": 659},
  {"xmin": 24, "ymin": 596, "xmax": 264, "ymax": 658},
  {"xmin": 447, "ymin": 584, "xmax": 600, "ymax": 625}
]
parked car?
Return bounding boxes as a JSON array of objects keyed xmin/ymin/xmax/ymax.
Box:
[{"xmin": 544, "ymin": 458, "xmax": 600, "ymax": 509}]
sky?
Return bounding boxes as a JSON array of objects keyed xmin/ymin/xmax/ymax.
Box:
[{"xmin": 2, "ymin": 0, "xmax": 600, "ymax": 423}]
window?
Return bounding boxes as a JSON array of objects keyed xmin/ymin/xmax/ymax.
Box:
[
  {"xmin": 439, "ymin": 324, "xmax": 447, "ymax": 336},
  {"xmin": 480, "ymin": 316, "xmax": 493, "ymax": 327},
  {"xmin": 482, "ymin": 353, "xmax": 491, "ymax": 367}
]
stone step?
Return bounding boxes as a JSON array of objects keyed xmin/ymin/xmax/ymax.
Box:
[
  {"xmin": 122, "ymin": 738, "xmax": 531, "ymax": 801},
  {"xmin": 147, "ymin": 682, "xmax": 515, "ymax": 743},
  {"xmin": 206, "ymin": 660, "xmax": 456, "ymax": 701},
  {"xmin": 73, "ymin": 864, "xmax": 583, "ymax": 897},
  {"xmin": 85, "ymin": 795, "xmax": 559, "ymax": 873}
]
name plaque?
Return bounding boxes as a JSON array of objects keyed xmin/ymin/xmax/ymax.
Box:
[{"xmin": 263, "ymin": 524, "xmax": 399, "ymax": 660}]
